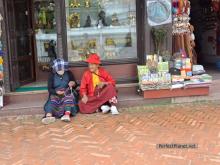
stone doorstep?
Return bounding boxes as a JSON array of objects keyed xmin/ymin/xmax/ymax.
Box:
[{"xmin": 1, "ymin": 82, "xmax": 220, "ymax": 117}]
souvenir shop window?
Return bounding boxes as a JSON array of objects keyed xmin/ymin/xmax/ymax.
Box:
[
  {"xmin": 65, "ymin": 0, "xmax": 137, "ymax": 62},
  {"xmin": 34, "ymin": 0, "xmax": 57, "ymax": 71}
]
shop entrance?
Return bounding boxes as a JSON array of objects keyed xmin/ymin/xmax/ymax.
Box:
[
  {"xmin": 6, "ymin": 0, "xmax": 36, "ymax": 90},
  {"xmin": 5, "ymin": 0, "xmax": 57, "ymax": 91},
  {"xmin": 190, "ymin": 0, "xmax": 220, "ymax": 65}
]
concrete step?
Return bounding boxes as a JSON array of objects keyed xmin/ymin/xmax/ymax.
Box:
[
  {"xmin": 1, "ymin": 83, "xmax": 143, "ymax": 116},
  {"xmin": 4, "ymin": 83, "xmax": 139, "ymax": 105},
  {"xmin": 4, "ymin": 90, "xmax": 48, "ymax": 105},
  {"xmin": 0, "ymin": 94, "xmax": 171, "ymax": 117}
]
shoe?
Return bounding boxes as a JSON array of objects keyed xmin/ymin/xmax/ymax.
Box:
[
  {"xmin": 110, "ymin": 106, "xmax": 119, "ymax": 115},
  {"xmin": 101, "ymin": 105, "xmax": 110, "ymax": 114},
  {"xmin": 42, "ymin": 116, "xmax": 56, "ymax": 125},
  {"xmin": 61, "ymin": 115, "xmax": 71, "ymax": 122}
]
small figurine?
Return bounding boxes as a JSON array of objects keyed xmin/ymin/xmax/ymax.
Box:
[
  {"xmin": 70, "ymin": 0, "xmax": 80, "ymax": 8},
  {"xmin": 97, "ymin": 10, "xmax": 108, "ymax": 27},
  {"xmin": 105, "ymin": 38, "xmax": 116, "ymax": 46},
  {"xmin": 84, "ymin": 15, "xmax": 92, "ymax": 27},
  {"xmin": 85, "ymin": 0, "xmax": 91, "ymax": 8},
  {"xmin": 125, "ymin": 33, "xmax": 132, "ymax": 47},
  {"xmin": 38, "ymin": 6, "xmax": 47, "ymax": 28},
  {"xmin": 48, "ymin": 40, "xmax": 57, "ymax": 61},
  {"xmin": 128, "ymin": 11, "xmax": 136, "ymax": 25},
  {"xmin": 68, "ymin": 13, "xmax": 80, "ymax": 28},
  {"xmin": 111, "ymin": 13, "xmax": 120, "ymax": 26},
  {"xmin": 87, "ymin": 39, "xmax": 97, "ymax": 50}
]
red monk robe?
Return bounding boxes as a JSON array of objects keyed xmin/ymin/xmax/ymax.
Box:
[
  {"xmin": 80, "ymin": 67, "xmax": 115, "ymax": 97},
  {"xmin": 79, "ymin": 54, "xmax": 118, "ymax": 114}
]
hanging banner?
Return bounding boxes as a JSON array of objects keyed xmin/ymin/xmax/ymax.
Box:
[{"xmin": 146, "ymin": 0, "xmax": 172, "ymax": 26}]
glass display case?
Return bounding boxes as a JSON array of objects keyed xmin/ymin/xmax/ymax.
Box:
[
  {"xmin": 34, "ymin": 0, "xmax": 57, "ymax": 71},
  {"xmin": 65, "ymin": 0, "xmax": 137, "ymax": 62}
]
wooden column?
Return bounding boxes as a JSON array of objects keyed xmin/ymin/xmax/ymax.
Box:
[
  {"xmin": 136, "ymin": 0, "xmax": 146, "ymax": 65},
  {"xmin": 54, "ymin": 0, "xmax": 68, "ymax": 60}
]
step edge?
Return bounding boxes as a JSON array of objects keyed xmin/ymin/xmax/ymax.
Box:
[
  {"xmin": 5, "ymin": 90, "xmax": 48, "ymax": 96},
  {"xmin": 5, "ymin": 83, "xmax": 139, "ymax": 96}
]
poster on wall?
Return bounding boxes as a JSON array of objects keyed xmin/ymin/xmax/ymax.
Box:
[{"xmin": 146, "ymin": 0, "xmax": 172, "ymax": 26}]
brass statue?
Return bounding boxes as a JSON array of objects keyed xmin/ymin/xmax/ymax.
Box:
[
  {"xmin": 85, "ymin": 0, "xmax": 91, "ymax": 8},
  {"xmin": 105, "ymin": 38, "xmax": 116, "ymax": 46},
  {"xmin": 70, "ymin": 0, "xmax": 80, "ymax": 8},
  {"xmin": 111, "ymin": 13, "xmax": 120, "ymax": 26},
  {"xmin": 68, "ymin": 13, "xmax": 80, "ymax": 28}
]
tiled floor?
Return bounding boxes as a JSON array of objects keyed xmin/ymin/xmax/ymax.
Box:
[{"xmin": 0, "ymin": 101, "xmax": 220, "ymax": 165}]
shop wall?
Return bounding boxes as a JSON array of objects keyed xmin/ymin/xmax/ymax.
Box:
[{"xmin": 70, "ymin": 63, "xmax": 138, "ymax": 83}]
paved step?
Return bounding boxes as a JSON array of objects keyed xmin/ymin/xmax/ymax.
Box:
[
  {"xmin": 4, "ymin": 83, "xmax": 139, "ymax": 104},
  {"xmin": 0, "ymin": 83, "xmax": 143, "ymax": 116},
  {"xmin": 4, "ymin": 90, "xmax": 48, "ymax": 105}
]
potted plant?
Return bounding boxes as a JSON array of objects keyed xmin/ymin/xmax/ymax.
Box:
[{"xmin": 151, "ymin": 27, "xmax": 167, "ymax": 55}]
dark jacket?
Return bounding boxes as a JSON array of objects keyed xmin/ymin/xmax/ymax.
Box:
[{"xmin": 48, "ymin": 71, "xmax": 77, "ymax": 96}]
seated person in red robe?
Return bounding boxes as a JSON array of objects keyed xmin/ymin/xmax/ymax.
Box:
[{"xmin": 79, "ymin": 54, "xmax": 119, "ymax": 115}]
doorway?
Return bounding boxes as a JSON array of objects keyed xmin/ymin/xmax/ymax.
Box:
[
  {"xmin": 6, "ymin": 0, "xmax": 35, "ymax": 90},
  {"xmin": 5, "ymin": 0, "xmax": 57, "ymax": 91},
  {"xmin": 190, "ymin": 0, "xmax": 220, "ymax": 65}
]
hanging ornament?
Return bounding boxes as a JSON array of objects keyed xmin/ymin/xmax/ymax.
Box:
[{"xmin": 0, "ymin": 14, "xmax": 3, "ymax": 38}]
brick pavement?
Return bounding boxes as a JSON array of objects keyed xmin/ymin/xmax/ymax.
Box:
[{"xmin": 0, "ymin": 101, "xmax": 220, "ymax": 165}]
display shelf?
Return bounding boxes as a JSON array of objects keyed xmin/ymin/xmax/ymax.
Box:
[
  {"xmin": 35, "ymin": 33, "xmax": 57, "ymax": 40},
  {"xmin": 67, "ymin": 26, "xmax": 136, "ymax": 36},
  {"xmin": 66, "ymin": 6, "xmax": 100, "ymax": 11}
]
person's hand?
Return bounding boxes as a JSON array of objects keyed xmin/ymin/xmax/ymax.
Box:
[
  {"xmin": 56, "ymin": 90, "xmax": 65, "ymax": 95},
  {"xmin": 82, "ymin": 95, "xmax": 88, "ymax": 104},
  {"xmin": 68, "ymin": 81, "xmax": 76, "ymax": 88},
  {"xmin": 97, "ymin": 82, "xmax": 108, "ymax": 89}
]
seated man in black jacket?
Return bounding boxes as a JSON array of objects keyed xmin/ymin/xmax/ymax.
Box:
[{"xmin": 42, "ymin": 59, "xmax": 78, "ymax": 125}]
